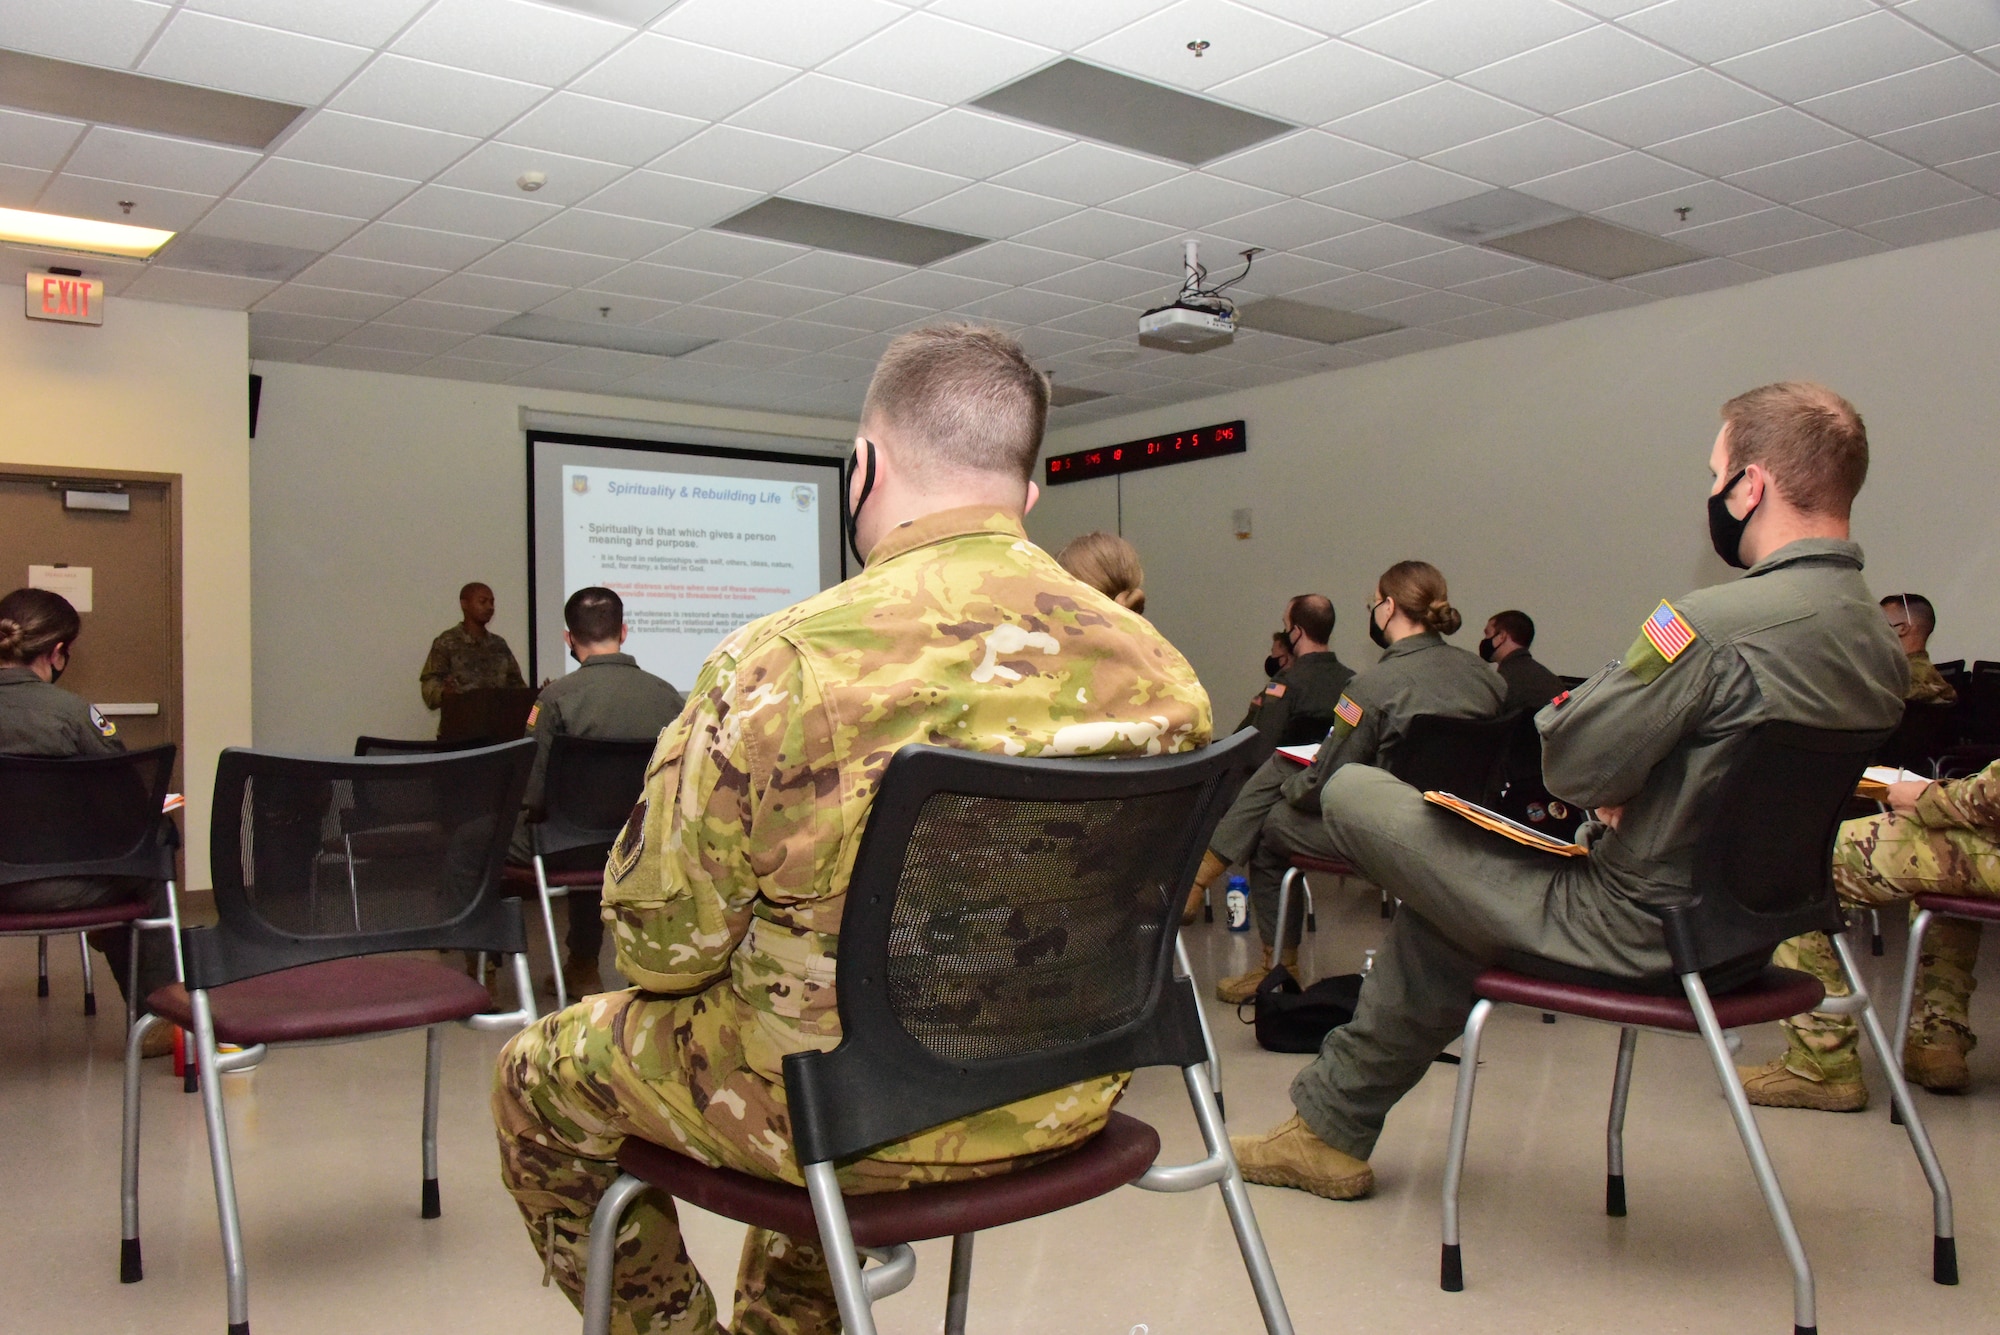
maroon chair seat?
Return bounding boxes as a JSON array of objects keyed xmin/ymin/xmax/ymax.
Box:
[
  {"xmin": 147, "ymin": 955, "xmax": 492, "ymax": 1045},
  {"xmin": 0, "ymin": 900, "xmax": 151, "ymax": 933},
  {"xmin": 1288, "ymin": 853, "xmax": 1354, "ymax": 875},
  {"xmin": 616, "ymin": 1111, "xmax": 1161, "ymax": 1249},
  {"xmin": 1475, "ymin": 965, "xmax": 1824, "ymax": 1034},
  {"xmin": 1914, "ymin": 893, "xmax": 2000, "ymax": 922}
]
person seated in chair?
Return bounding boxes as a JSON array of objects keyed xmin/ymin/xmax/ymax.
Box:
[
  {"xmin": 1189, "ymin": 563, "xmax": 1504, "ymax": 1004},
  {"xmin": 507, "ymin": 586, "xmax": 684, "ymax": 1000},
  {"xmin": 1480, "ymin": 609, "xmax": 1563, "ymax": 713},
  {"xmin": 1228, "ymin": 382, "xmax": 1904, "ymax": 1202},
  {"xmin": 492, "ymin": 325, "xmax": 1210, "ymax": 1335},
  {"xmin": 1882, "ymin": 593, "xmax": 1955, "ymax": 705},
  {"xmin": 1055, "ymin": 529, "xmax": 1147, "ymax": 614},
  {"xmin": 1750, "ymin": 758, "xmax": 2000, "ymax": 1109}
]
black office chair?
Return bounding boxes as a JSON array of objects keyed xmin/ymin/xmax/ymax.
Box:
[
  {"xmin": 578, "ymin": 731, "xmax": 1293, "ymax": 1335},
  {"xmin": 0, "ymin": 746, "xmax": 181, "ymax": 1026},
  {"xmin": 1436, "ymin": 723, "xmax": 1957, "ymax": 1334},
  {"xmin": 1876, "ymin": 701, "xmax": 1962, "ymax": 776},
  {"xmin": 1963, "ymin": 662, "xmax": 2000, "ymax": 744},
  {"xmin": 119, "ymin": 740, "xmax": 542, "ymax": 1335},
  {"xmin": 499, "ymin": 734, "xmax": 654, "ymax": 1010}
]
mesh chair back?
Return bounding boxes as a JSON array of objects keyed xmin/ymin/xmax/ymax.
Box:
[
  {"xmin": 0, "ymin": 746, "xmax": 177, "ymax": 889},
  {"xmin": 1665, "ymin": 721, "xmax": 1893, "ymax": 975},
  {"xmin": 354, "ymin": 735, "xmax": 494, "ymax": 755},
  {"xmin": 1877, "ymin": 702, "xmax": 1959, "ymax": 774},
  {"xmin": 350, "ymin": 735, "xmax": 493, "ymax": 830},
  {"xmin": 535, "ymin": 736, "xmax": 656, "ymax": 860},
  {"xmin": 1935, "ymin": 744, "xmax": 2000, "ymax": 782},
  {"xmin": 186, "ymin": 740, "xmax": 535, "ymax": 989},
  {"xmin": 1966, "ymin": 663, "xmax": 2000, "ymax": 744},
  {"xmin": 782, "ymin": 729, "xmax": 1261, "ymax": 1166},
  {"xmin": 1388, "ymin": 712, "xmax": 1519, "ymax": 803}
]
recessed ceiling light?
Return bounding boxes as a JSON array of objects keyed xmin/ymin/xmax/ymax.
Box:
[
  {"xmin": 0, "ymin": 50, "xmax": 304, "ymax": 150},
  {"xmin": 715, "ymin": 198, "xmax": 983, "ymax": 266},
  {"xmin": 0, "ymin": 206, "xmax": 173, "ymax": 260},
  {"xmin": 492, "ymin": 313, "xmax": 712, "ymax": 358},
  {"xmin": 1483, "ymin": 216, "xmax": 1704, "ymax": 280},
  {"xmin": 1234, "ymin": 298, "xmax": 1399, "ymax": 346},
  {"xmin": 973, "ymin": 59, "xmax": 1293, "ymax": 166}
]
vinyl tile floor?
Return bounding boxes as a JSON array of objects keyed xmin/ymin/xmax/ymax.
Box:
[{"xmin": 3, "ymin": 889, "xmax": 1995, "ymax": 1335}]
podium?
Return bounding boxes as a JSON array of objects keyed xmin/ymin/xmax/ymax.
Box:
[{"xmin": 438, "ymin": 686, "xmax": 538, "ymax": 744}]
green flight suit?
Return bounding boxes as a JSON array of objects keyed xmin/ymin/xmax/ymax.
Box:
[
  {"xmin": 1237, "ymin": 649, "xmax": 1355, "ymax": 754},
  {"xmin": 508, "ymin": 651, "xmax": 686, "ymax": 961},
  {"xmin": 1209, "ymin": 633, "xmax": 1505, "ymax": 948},
  {"xmin": 1293, "ymin": 539, "xmax": 1907, "ymax": 1159},
  {"xmin": 1496, "ymin": 648, "xmax": 1564, "ymax": 713}
]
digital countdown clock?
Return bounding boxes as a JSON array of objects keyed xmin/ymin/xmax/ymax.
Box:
[{"xmin": 1044, "ymin": 420, "xmax": 1245, "ymax": 486}]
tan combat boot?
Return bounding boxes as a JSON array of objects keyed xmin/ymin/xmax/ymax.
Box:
[
  {"xmin": 1904, "ymin": 1037, "xmax": 1971, "ymax": 1093},
  {"xmin": 1738, "ymin": 1057, "xmax": 1868, "ymax": 1112},
  {"xmin": 1232, "ymin": 1115, "xmax": 1373, "ymax": 1200},
  {"xmin": 1215, "ymin": 944, "xmax": 1297, "ymax": 1005},
  {"xmin": 1183, "ymin": 849, "xmax": 1228, "ymax": 925}
]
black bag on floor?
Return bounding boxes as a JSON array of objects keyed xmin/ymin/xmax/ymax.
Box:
[{"xmin": 1243, "ymin": 966, "xmax": 1362, "ymax": 1053}]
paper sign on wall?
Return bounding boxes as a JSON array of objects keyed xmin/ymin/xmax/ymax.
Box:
[{"xmin": 28, "ymin": 564, "xmax": 91, "ymax": 612}]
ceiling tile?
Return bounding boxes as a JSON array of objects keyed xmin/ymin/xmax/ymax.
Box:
[
  {"xmin": 760, "ymin": 251, "xmax": 911, "ymax": 293},
  {"xmin": 1295, "ymin": 221, "xmax": 1453, "ymax": 268},
  {"xmin": 1430, "ymin": 305, "xmax": 1552, "ymax": 338},
  {"xmin": 438, "ymin": 143, "xmax": 627, "ymax": 207},
  {"xmin": 251, "ymin": 335, "xmax": 337, "ymax": 361},
  {"xmin": 871, "ymin": 109, "xmax": 1070, "ymax": 179},
  {"xmin": 519, "ymin": 210, "xmax": 687, "ymax": 260},
  {"xmin": 35, "ymin": 175, "xmax": 216, "ymax": 231},
  {"xmin": 1796, "ymin": 169, "xmax": 1978, "ymax": 228},
  {"xmin": 1331, "ymin": 81, "xmax": 1536, "ymax": 159},
  {"xmin": 391, "ymin": 0, "xmax": 628, "ymax": 85},
  {"xmin": 275, "ymin": 111, "xmax": 477, "ymax": 180},
  {"xmin": 729, "ymin": 74, "xmax": 942, "ymax": 151},
  {"xmin": 1077, "ymin": 0, "xmax": 1325, "ymax": 92},
  {"xmin": 802, "ymin": 292, "xmax": 932, "ymax": 330},
  {"xmin": 647, "ymin": 230, "xmax": 809, "ymax": 276},
  {"xmin": 1725, "ymin": 140, "xmax": 1916, "ymax": 205},
  {"xmin": 965, "ymin": 286, "xmax": 1099, "ymax": 325},
  {"xmin": 1227, "ymin": 249, "xmax": 1353, "ymax": 295},
  {"xmin": 1668, "ymin": 206, "xmax": 1834, "ymax": 255},
  {"xmin": 739, "ymin": 318, "xmax": 878, "ymax": 352},
  {"xmin": 1562, "ymin": 69, "xmax": 1779, "ymax": 149},
  {"xmin": 64, "ymin": 127, "xmax": 261, "ymax": 195},
  {"xmin": 1045, "ymin": 301, "xmax": 1144, "ymax": 339},
  {"xmin": 1340, "ymin": 325, "xmax": 1462, "ymax": 356},
  {"xmin": 468, "ymin": 242, "xmax": 624, "ymax": 287},
  {"xmin": 1028, "ymin": 260, "xmax": 1165, "ymax": 302},
  {"xmin": 422, "ymin": 357, "xmax": 521, "ymax": 383},
  {"xmin": 1520, "ymin": 282, "xmax": 1653, "ymax": 319},
  {"xmin": 655, "ymin": 0, "xmax": 902, "ymax": 67},
  {"xmin": 570, "ymin": 34, "xmax": 798, "ymax": 119},
  {"xmin": 338, "ymin": 223, "xmax": 498, "ymax": 269},
  {"xmin": 1427, "ymin": 119, "xmax": 1624, "ymax": 186},
  {"xmin": 233, "ymin": 158, "xmax": 416, "ymax": 217},
  {"xmin": 580, "ymin": 171, "xmax": 764, "ymax": 228},
  {"xmin": 1207, "ymin": 39, "xmax": 1434, "ymax": 125},
  {"xmin": 1650, "ymin": 108, "xmax": 1852, "ymax": 178},
  {"xmin": 1206, "ymin": 130, "xmax": 1400, "ymax": 193},
  {"xmin": 1732, "ymin": 228, "xmax": 1887, "ymax": 274},
  {"xmin": 0, "ymin": 0, "xmax": 169, "ymax": 68},
  {"xmin": 1896, "ymin": 0, "xmax": 2000, "ymax": 50},
  {"xmin": 500, "ymin": 94, "xmax": 704, "ymax": 168},
  {"xmin": 1716, "ymin": 12, "xmax": 1958, "ymax": 105},
  {"xmin": 1877, "ymin": 102, "xmax": 2000, "ymax": 167},
  {"xmin": 331, "ymin": 56, "xmax": 549, "ymax": 138},
  {"xmin": 251, "ymin": 310, "xmax": 366, "ymax": 343},
  {"xmin": 820, "ymin": 12, "xmax": 1055, "ymax": 105},
  {"xmin": 924, "ymin": 0, "xmax": 1168, "ymax": 52},
  {"xmin": 314, "ymin": 344, "xmax": 435, "ymax": 373},
  {"xmin": 1859, "ymin": 194, "xmax": 2000, "ymax": 247},
  {"xmin": 1375, "ymin": 243, "xmax": 1527, "ymax": 286},
  {"xmin": 340, "ymin": 322, "xmax": 469, "ymax": 355},
  {"xmin": 1939, "ymin": 149, "xmax": 2000, "ymax": 192},
  {"xmin": 1617, "ymin": 256, "xmax": 1767, "ymax": 296},
  {"xmin": 648, "ymin": 127, "xmax": 845, "ymax": 194},
  {"xmin": 904, "ymin": 182, "xmax": 1076, "ymax": 235},
  {"xmin": 0, "ymin": 165, "xmax": 50, "ymax": 207},
  {"xmin": 186, "ymin": 0, "xmax": 430, "ymax": 48},
  {"xmin": 1599, "ymin": 179, "xmax": 1770, "ymax": 235},
  {"xmin": 1450, "ymin": 262, "xmax": 1593, "ymax": 302},
  {"xmin": 1105, "ymin": 174, "xmax": 1286, "ymax": 229},
  {"xmin": 586, "ymin": 261, "xmax": 734, "ymax": 302},
  {"xmin": 0, "ymin": 109, "xmax": 85, "ymax": 172},
  {"xmin": 789, "ymin": 155, "xmax": 971, "ymax": 216},
  {"xmin": 121, "ymin": 265, "xmax": 275, "ymax": 308},
  {"xmin": 293, "ymin": 252, "xmax": 451, "ymax": 297},
  {"xmin": 139, "ymin": 11, "xmax": 370, "ymax": 104},
  {"xmin": 705, "ymin": 279, "xmax": 841, "ymax": 317},
  {"xmin": 1210, "ymin": 198, "xmax": 1371, "ymax": 249},
  {"xmin": 1345, "ymin": 0, "xmax": 1595, "ymax": 77},
  {"xmin": 1013, "ymin": 209, "xmax": 1183, "ymax": 259},
  {"xmin": 535, "ymin": 290, "xmax": 678, "ymax": 325},
  {"xmin": 931, "ymin": 241, "xmax": 1087, "ymax": 284},
  {"xmin": 194, "ymin": 198, "xmax": 365, "ymax": 250},
  {"xmin": 255, "ymin": 284, "xmax": 402, "ymax": 319},
  {"xmin": 1619, "ymin": 0, "xmax": 1874, "ymax": 65},
  {"xmin": 383, "ymin": 183, "xmax": 561, "ymax": 238},
  {"xmin": 645, "ymin": 305, "xmax": 775, "ymax": 338},
  {"xmin": 421, "ymin": 270, "xmax": 567, "ymax": 310},
  {"xmin": 509, "ymin": 364, "xmax": 625, "ymax": 392},
  {"xmin": 1307, "ymin": 160, "xmax": 1490, "ymax": 217},
  {"xmin": 1800, "ymin": 57, "xmax": 2000, "ymax": 138},
  {"xmin": 1520, "ymin": 151, "xmax": 1702, "ymax": 212},
  {"xmin": 454, "ymin": 333, "xmax": 569, "ymax": 364},
  {"xmin": 993, "ymin": 143, "xmax": 1183, "ymax": 207},
  {"xmin": 1463, "ymin": 24, "xmax": 1693, "ymax": 115}
]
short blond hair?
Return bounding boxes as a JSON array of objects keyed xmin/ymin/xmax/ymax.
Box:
[
  {"xmin": 1721, "ymin": 381, "xmax": 1868, "ymax": 517},
  {"xmin": 861, "ymin": 324, "xmax": 1049, "ymax": 483},
  {"xmin": 1057, "ymin": 531, "xmax": 1145, "ymax": 614}
]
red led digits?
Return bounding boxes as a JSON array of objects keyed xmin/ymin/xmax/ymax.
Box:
[{"xmin": 1043, "ymin": 420, "xmax": 1246, "ymax": 486}]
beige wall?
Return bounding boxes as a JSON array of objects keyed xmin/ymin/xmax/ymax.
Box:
[
  {"xmin": 1, "ymin": 298, "xmax": 251, "ymax": 889},
  {"xmin": 248, "ymin": 363, "xmax": 851, "ymax": 755},
  {"xmin": 1030, "ymin": 228, "xmax": 2000, "ymax": 723}
]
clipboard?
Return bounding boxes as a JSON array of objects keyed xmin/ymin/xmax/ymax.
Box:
[
  {"xmin": 1424, "ymin": 791, "xmax": 1588, "ymax": 857},
  {"xmin": 1856, "ymin": 765, "xmax": 1925, "ymax": 802}
]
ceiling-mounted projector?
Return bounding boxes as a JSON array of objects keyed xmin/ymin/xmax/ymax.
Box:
[{"xmin": 1137, "ymin": 240, "xmax": 1258, "ymax": 353}]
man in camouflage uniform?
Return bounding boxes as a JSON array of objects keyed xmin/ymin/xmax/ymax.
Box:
[
  {"xmin": 419, "ymin": 581, "xmax": 525, "ymax": 711},
  {"xmin": 1755, "ymin": 761, "xmax": 2000, "ymax": 1108},
  {"xmin": 492, "ymin": 325, "xmax": 1210, "ymax": 1335},
  {"xmin": 1882, "ymin": 592, "xmax": 1957, "ymax": 705}
]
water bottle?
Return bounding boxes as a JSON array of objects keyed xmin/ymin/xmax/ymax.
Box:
[
  {"xmin": 1362, "ymin": 948, "xmax": 1377, "ymax": 976},
  {"xmin": 1224, "ymin": 874, "xmax": 1251, "ymax": 932}
]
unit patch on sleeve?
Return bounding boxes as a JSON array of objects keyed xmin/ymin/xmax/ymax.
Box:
[
  {"xmin": 89, "ymin": 705, "xmax": 117, "ymax": 738},
  {"xmin": 1624, "ymin": 600, "xmax": 1698, "ymax": 684},
  {"xmin": 607, "ymin": 800, "xmax": 647, "ymax": 883}
]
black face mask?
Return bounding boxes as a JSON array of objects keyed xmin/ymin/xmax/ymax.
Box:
[
  {"xmin": 1263, "ymin": 655, "xmax": 1283, "ymax": 678},
  {"xmin": 1707, "ymin": 467, "xmax": 1756, "ymax": 569},
  {"xmin": 1478, "ymin": 637, "xmax": 1497, "ymax": 663},
  {"xmin": 1367, "ymin": 600, "xmax": 1391, "ymax": 650},
  {"xmin": 841, "ymin": 439, "xmax": 877, "ymax": 569}
]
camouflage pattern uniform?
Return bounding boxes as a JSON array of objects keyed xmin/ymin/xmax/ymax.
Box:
[
  {"xmin": 1777, "ymin": 760, "xmax": 2000, "ymax": 1080},
  {"xmin": 493, "ymin": 506, "xmax": 1210, "ymax": 1335},
  {"xmin": 1905, "ymin": 649, "xmax": 1958, "ymax": 705},
  {"xmin": 419, "ymin": 623, "xmax": 526, "ymax": 710}
]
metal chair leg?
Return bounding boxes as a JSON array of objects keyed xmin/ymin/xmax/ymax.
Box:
[
  {"xmin": 1303, "ymin": 881, "xmax": 1316, "ymax": 933},
  {"xmin": 80, "ymin": 933, "xmax": 97, "ymax": 1016},
  {"xmin": 1183, "ymin": 1063, "xmax": 1294, "ymax": 1334},
  {"xmin": 1176, "ymin": 935, "xmax": 1223, "ymax": 1117},
  {"xmin": 126, "ymin": 922, "xmax": 142, "ymax": 1032},
  {"xmin": 1683, "ymin": 973, "xmax": 1816, "ymax": 1334},
  {"xmin": 1606, "ymin": 1028, "xmax": 1637, "ymax": 1217},
  {"xmin": 535, "ymin": 857, "xmax": 569, "ymax": 1012},
  {"xmin": 1204, "ymin": 882, "xmax": 1213, "ymax": 923},
  {"xmin": 37, "ymin": 934, "xmax": 49, "ymax": 997},
  {"xmin": 1870, "ymin": 908, "xmax": 1885, "ymax": 956},
  {"xmin": 190, "ymin": 989, "xmax": 252, "ymax": 1335},
  {"xmin": 341, "ymin": 833, "xmax": 364, "ymax": 932},
  {"xmin": 580, "ymin": 1173, "xmax": 650, "ymax": 1335},
  {"xmin": 121, "ymin": 1012, "xmax": 163, "ymax": 1283},
  {"xmin": 943, "ymin": 1233, "xmax": 975, "ymax": 1335},
  {"xmin": 1380, "ymin": 887, "xmax": 1394, "ymax": 919},
  {"xmin": 1892, "ymin": 907, "xmax": 1935, "ymax": 1100},
  {"xmin": 1439, "ymin": 997, "xmax": 1495, "ymax": 1293},
  {"xmin": 1274, "ymin": 868, "xmax": 1298, "ymax": 952},
  {"xmin": 804, "ymin": 1160, "xmax": 883, "ymax": 1335},
  {"xmin": 1829, "ymin": 932, "xmax": 1956, "ymax": 1284},
  {"xmin": 421, "ymin": 1025, "xmax": 444, "ymax": 1219}
]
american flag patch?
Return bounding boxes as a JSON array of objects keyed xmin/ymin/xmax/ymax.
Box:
[
  {"xmin": 1641, "ymin": 601, "xmax": 1696, "ymax": 662},
  {"xmin": 1334, "ymin": 695, "xmax": 1363, "ymax": 728}
]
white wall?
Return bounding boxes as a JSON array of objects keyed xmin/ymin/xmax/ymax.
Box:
[
  {"xmin": 1, "ymin": 298, "xmax": 251, "ymax": 889},
  {"xmin": 248, "ymin": 364, "xmax": 852, "ymax": 754},
  {"xmin": 1030, "ymin": 228, "xmax": 2000, "ymax": 723}
]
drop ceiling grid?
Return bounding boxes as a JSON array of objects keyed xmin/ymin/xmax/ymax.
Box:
[{"xmin": 0, "ymin": 0, "xmax": 1996, "ymax": 416}]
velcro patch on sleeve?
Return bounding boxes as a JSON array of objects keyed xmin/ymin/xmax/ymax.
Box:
[
  {"xmin": 607, "ymin": 800, "xmax": 646, "ymax": 884},
  {"xmin": 1333, "ymin": 695, "xmax": 1363, "ymax": 728}
]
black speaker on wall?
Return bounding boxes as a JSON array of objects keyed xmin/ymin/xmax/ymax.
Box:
[{"xmin": 249, "ymin": 373, "xmax": 262, "ymax": 438}]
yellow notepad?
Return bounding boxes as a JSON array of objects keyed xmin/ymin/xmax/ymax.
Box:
[{"xmin": 1424, "ymin": 791, "xmax": 1588, "ymax": 857}]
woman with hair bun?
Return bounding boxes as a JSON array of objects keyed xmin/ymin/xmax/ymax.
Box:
[
  {"xmin": 1055, "ymin": 530, "xmax": 1146, "ymax": 615},
  {"xmin": 1200, "ymin": 560, "xmax": 1507, "ymax": 1006}
]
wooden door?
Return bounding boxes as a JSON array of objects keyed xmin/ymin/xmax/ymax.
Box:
[{"xmin": 0, "ymin": 467, "xmax": 182, "ymax": 781}]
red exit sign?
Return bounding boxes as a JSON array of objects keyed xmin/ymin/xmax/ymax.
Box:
[{"xmin": 25, "ymin": 272, "xmax": 105, "ymax": 326}]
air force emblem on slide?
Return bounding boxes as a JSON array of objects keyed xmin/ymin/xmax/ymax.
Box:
[{"xmin": 572, "ymin": 474, "xmax": 589, "ymax": 495}]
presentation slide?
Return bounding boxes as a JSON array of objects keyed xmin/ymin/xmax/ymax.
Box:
[{"xmin": 529, "ymin": 431, "xmax": 845, "ymax": 692}]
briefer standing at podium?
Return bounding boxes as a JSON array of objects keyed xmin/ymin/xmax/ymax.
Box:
[{"xmin": 420, "ymin": 581, "xmax": 526, "ymax": 719}]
